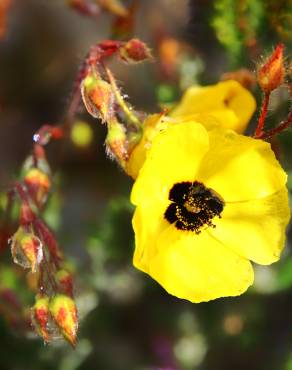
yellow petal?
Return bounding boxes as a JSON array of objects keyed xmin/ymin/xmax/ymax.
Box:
[
  {"xmin": 132, "ymin": 204, "xmax": 169, "ymax": 273},
  {"xmin": 126, "ymin": 114, "xmax": 166, "ymax": 179},
  {"xmin": 131, "ymin": 121, "xmax": 209, "ymax": 205},
  {"xmin": 210, "ymin": 188, "xmax": 290, "ymax": 265},
  {"xmin": 197, "ymin": 129, "xmax": 287, "ymax": 202},
  {"xmin": 170, "ymin": 80, "xmax": 256, "ymax": 133},
  {"xmin": 147, "ymin": 226, "xmax": 254, "ymax": 303},
  {"xmin": 126, "ymin": 114, "xmax": 215, "ymax": 180}
]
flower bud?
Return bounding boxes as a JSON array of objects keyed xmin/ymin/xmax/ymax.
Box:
[
  {"xmin": 119, "ymin": 38, "xmax": 153, "ymax": 64},
  {"xmin": 257, "ymin": 44, "xmax": 285, "ymax": 93},
  {"xmin": 106, "ymin": 119, "xmax": 128, "ymax": 165},
  {"xmin": 32, "ymin": 295, "xmax": 50, "ymax": 343},
  {"xmin": 24, "ymin": 168, "xmax": 51, "ymax": 206},
  {"xmin": 81, "ymin": 74, "xmax": 115, "ymax": 123},
  {"xmin": 10, "ymin": 227, "xmax": 43, "ymax": 273},
  {"xmin": 49, "ymin": 294, "xmax": 78, "ymax": 347},
  {"xmin": 56, "ymin": 269, "xmax": 74, "ymax": 297}
]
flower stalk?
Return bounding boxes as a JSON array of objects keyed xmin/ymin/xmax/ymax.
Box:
[
  {"xmin": 256, "ymin": 111, "xmax": 292, "ymax": 140},
  {"xmin": 103, "ymin": 64, "xmax": 142, "ymax": 130},
  {"xmin": 254, "ymin": 92, "xmax": 270, "ymax": 138}
]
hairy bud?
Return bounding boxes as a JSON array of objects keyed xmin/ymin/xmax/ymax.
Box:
[
  {"xmin": 81, "ymin": 74, "xmax": 115, "ymax": 122},
  {"xmin": 258, "ymin": 44, "xmax": 285, "ymax": 93},
  {"xmin": 49, "ymin": 294, "xmax": 78, "ymax": 347},
  {"xmin": 56, "ymin": 269, "xmax": 74, "ymax": 297},
  {"xmin": 24, "ymin": 168, "xmax": 51, "ymax": 206},
  {"xmin": 119, "ymin": 38, "xmax": 153, "ymax": 64},
  {"xmin": 10, "ymin": 227, "xmax": 43, "ymax": 273},
  {"xmin": 32, "ymin": 295, "xmax": 50, "ymax": 343},
  {"xmin": 106, "ymin": 119, "xmax": 128, "ymax": 166}
]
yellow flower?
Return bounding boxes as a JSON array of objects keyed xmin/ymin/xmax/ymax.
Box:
[
  {"xmin": 126, "ymin": 80, "xmax": 256, "ymax": 179},
  {"xmin": 131, "ymin": 121, "xmax": 289, "ymax": 303},
  {"xmin": 170, "ymin": 80, "xmax": 256, "ymax": 133}
]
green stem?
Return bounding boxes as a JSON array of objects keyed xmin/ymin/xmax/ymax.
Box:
[{"xmin": 103, "ymin": 65, "xmax": 142, "ymax": 130}]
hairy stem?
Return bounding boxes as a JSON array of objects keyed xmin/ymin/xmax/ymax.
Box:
[
  {"xmin": 256, "ymin": 111, "xmax": 292, "ymax": 140},
  {"xmin": 254, "ymin": 92, "xmax": 270, "ymax": 138},
  {"xmin": 103, "ymin": 64, "xmax": 142, "ymax": 130}
]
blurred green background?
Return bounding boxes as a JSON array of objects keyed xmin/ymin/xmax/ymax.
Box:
[{"xmin": 0, "ymin": 1, "xmax": 292, "ymax": 369}]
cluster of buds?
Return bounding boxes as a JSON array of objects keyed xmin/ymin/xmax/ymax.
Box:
[
  {"xmin": 6, "ymin": 122, "xmax": 78, "ymax": 346},
  {"xmin": 32, "ymin": 292, "xmax": 77, "ymax": 346},
  {"xmin": 80, "ymin": 38, "xmax": 152, "ymax": 169},
  {"xmin": 8, "ymin": 192, "xmax": 78, "ymax": 345}
]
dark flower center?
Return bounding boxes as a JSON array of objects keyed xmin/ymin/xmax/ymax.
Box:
[{"xmin": 164, "ymin": 181, "xmax": 224, "ymax": 233}]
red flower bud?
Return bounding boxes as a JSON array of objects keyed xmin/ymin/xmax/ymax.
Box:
[
  {"xmin": 32, "ymin": 295, "xmax": 50, "ymax": 343},
  {"xmin": 49, "ymin": 294, "xmax": 78, "ymax": 347},
  {"xmin": 81, "ymin": 74, "xmax": 115, "ymax": 123},
  {"xmin": 56, "ymin": 269, "xmax": 74, "ymax": 297},
  {"xmin": 10, "ymin": 227, "xmax": 43, "ymax": 272},
  {"xmin": 119, "ymin": 38, "xmax": 153, "ymax": 64},
  {"xmin": 257, "ymin": 44, "xmax": 285, "ymax": 93},
  {"xmin": 24, "ymin": 168, "xmax": 51, "ymax": 206}
]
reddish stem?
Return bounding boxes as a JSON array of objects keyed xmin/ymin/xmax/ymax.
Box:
[
  {"xmin": 14, "ymin": 182, "xmax": 29, "ymax": 204},
  {"xmin": 35, "ymin": 223, "xmax": 60, "ymax": 293},
  {"xmin": 256, "ymin": 111, "xmax": 292, "ymax": 140},
  {"xmin": 38, "ymin": 266, "xmax": 45, "ymax": 295},
  {"xmin": 33, "ymin": 219, "xmax": 61, "ymax": 268},
  {"xmin": 254, "ymin": 92, "xmax": 270, "ymax": 138}
]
